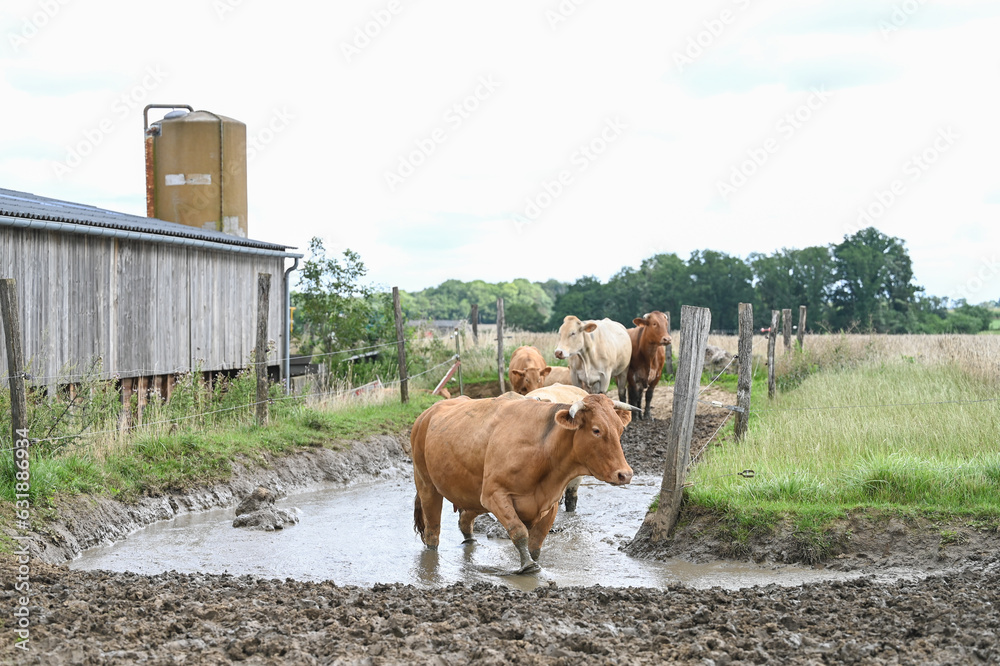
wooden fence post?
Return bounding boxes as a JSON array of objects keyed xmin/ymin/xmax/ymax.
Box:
[
  {"xmin": 782, "ymin": 308, "xmax": 792, "ymax": 352},
  {"xmin": 496, "ymin": 297, "xmax": 506, "ymax": 394},
  {"xmin": 734, "ymin": 303, "xmax": 753, "ymax": 441},
  {"xmin": 648, "ymin": 305, "xmax": 712, "ymax": 542},
  {"xmin": 797, "ymin": 305, "xmax": 807, "ymax": 350},
  {"xmin": 0, "ymin": 279, "xmax": 28, "ymax": 458},
  {"xmin": 255, "ymin": 273, "xmax": 271, "ymax": 426},
  {"xmin": 768, "ymin": 310, "xmax": 779, "ymax": 399},
  {"xmin": 392, "ymin": 287, "xmax": 408, "ymax": 404},
  {"xmin": 664, "ymin": 310, "xmax": 673, "ymax": 376},
  {"xmin": 470, "ymin": 304, "xmax": 479, "ymax": 345}
]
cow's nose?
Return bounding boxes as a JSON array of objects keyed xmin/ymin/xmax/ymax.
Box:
[
  {"xmin": 617, "ymin": 469, "xmax": 633, "ymax": 485},
  {"xmin": 554, "ymin": 349, "xmax": 565, "ymax": 360}
]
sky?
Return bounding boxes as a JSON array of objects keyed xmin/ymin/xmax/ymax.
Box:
[{"xmin": 1, "ymin": 0, "xmax": 999, "ymax": 303}]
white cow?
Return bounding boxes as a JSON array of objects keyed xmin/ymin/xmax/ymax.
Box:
[{"xmin": 553, "ymin": 316, "xmax": 632, "ymax": 402}]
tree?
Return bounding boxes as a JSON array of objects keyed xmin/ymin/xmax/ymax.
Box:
[
  {"xmin": 830, "ymin": 228, "xmax": 920, "ymax": 331},
  {"xmin": 686, "ymin": 250, "xmax": 754, "ymax": 331},
  {"xmin": 293, "ymin": 237, "xmax": 394, "ymax": 376}
]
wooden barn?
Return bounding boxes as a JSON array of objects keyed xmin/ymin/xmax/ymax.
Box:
[{"xmin": 0, "ymin": 187, "xmax": 302, "ymax": 397}]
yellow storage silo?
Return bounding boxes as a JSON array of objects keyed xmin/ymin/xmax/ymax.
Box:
[{"xmin": 144, "ymin": 104, "xmax": 248, "ymax": 238}]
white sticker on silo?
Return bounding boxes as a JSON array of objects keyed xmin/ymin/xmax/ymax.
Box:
[{"xmin": 164, "ymin": 173, "xmax": 212, "ymax": 185}]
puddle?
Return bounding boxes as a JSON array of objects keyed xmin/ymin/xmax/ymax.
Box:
[{"xmin": 71, "ymin": 474, "xmax": 911, "ymax": 591}]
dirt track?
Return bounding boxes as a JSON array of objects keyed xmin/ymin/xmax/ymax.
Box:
[{"xmin": 4, "ymin": 382, "xmax": 1000, "ymax": 664}]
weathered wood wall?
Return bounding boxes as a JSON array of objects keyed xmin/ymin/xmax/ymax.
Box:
[{"xmin": 0, "ymin": 228, "xmax": 285, "ymax": 387}]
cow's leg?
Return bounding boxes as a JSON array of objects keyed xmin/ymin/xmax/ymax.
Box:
[
  {"xmin": 563, "ymin": 476, "xmax": 581, "ymax": 512},
  {"xmin": 481, "ymin": 487, "xmax": 539, "ymax": 574},
  {"xmin": 615, "ymin": 371, "xmax": 628, "ymax": 404},
  {"xmin": 528, "ymin": 505, "xmax": 559, "ymax": 561},
  {"xmin": 457, "ymin": 509, "xmax": 480, "ymax": 544},
  {"xmin": 644, "ymin": 385, "xmax": 655, "ymax": 420},
  {"xmin": 414, "ymin": 472, "xmax": 443, "ymax": 550}
]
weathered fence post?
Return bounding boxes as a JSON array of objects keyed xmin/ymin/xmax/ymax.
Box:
[
  {"xmin": 734, "ymin": 303, "xmax": 753, "ymax": 441},
  {"xmin": 255, "ymin": 273, "xmax": 271, "ymax": 426},
  {"xmin": 782, "ymin": 308, "xmax": 792, "ymax": 352},
  {"xmin": 496, "ymin": 297, "xmax": 506, "ymax": 394},
  {"xmin": 470, "ymin": 304, "xmax": 479, "ymax": 345},
  {"xmin": 648, "ymin": 305, "xmax": 712, "ymax": 541},
  {"xmin": 392, "ymin": 287, "xmax": 408, "ymax": 404},
  {"xmin": 0, "ymin": 279, "xmax": 28, "ymax": 458},
  {"xmin": 664, "ymin": 310, "xmax": 673, "ymax": 376},
  {"xmin": 454, "ymin": 327, "xmax": 464, "ymax": 396},
  {"xmin": 797, "ymin": 305, "xmax": 807, "ymax": 350},
  {"xmin": 768, "ymin": 310, "xmax": 779, "ymax": 399}
]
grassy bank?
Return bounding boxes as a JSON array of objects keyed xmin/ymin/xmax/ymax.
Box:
[{"xmin": 683, "ymin": 339, "xmax": 1000, "ymax": 554}]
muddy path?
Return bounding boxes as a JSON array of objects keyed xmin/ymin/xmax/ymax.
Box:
[{"xmin": 5, "ymin": 381, "xmax": 1000, "ymax": 663}]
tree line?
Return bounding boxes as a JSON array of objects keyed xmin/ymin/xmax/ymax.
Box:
[{"xmin": 400, "ymin": 228, "xmax": 997, "ymax": 334}]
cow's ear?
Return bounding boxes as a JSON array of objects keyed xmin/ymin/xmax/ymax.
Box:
[
  {"xmin": 511, "ymin": 369, "xmax": 524, "ymax": 379},
  {"xmin": 632, "ymin": 317, "xmax": 646, "ymax": 327},
  {"xmin": 540, "ymin": 366, "xmax": 552, "ymax": 378},
  {"xmin": 554, "ymin": 409, "xmax": 581, "ymax": 430},
  {"xmin": 583, "ymin": 322, "xmax": 598, "ymax": 333},
  {"xmin": 614, "ymin": 409, "xmax": 633, "ymax": 427}
]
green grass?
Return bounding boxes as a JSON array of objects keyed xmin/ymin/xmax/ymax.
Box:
[
  {"xmin": 687, "ymin": 360, "xmax": 1000, "ymax": 521},
  {"xmin": 0, "ymin": 394, "xmax": 439, "ymax": 506}
]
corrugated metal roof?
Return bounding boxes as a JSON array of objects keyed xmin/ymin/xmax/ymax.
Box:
[{"xmin": 0, "ymin": 187, "xmax": 293, "ymax": 251}]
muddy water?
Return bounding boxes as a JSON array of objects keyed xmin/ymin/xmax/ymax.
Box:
[{"xmin": 71, "ymin": 474, "xmax": 889, "ymax": 591}]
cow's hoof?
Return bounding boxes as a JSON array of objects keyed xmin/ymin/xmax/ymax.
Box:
[
  {"xmin": 514, "ymin": 562, "xmax": 541, "ymax": 575},
  {"xmin": 462, "ymin": 537, "xmax": 476, "ymax": 545}
]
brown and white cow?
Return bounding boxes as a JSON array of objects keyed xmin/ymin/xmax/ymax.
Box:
[
  {"xmin": 508, "ymin": 346, "xmax": 552, "ymax": 395},
  {"xmin": 411, "ymin": 392, "xmax": 634, "ymax": 574},
  {"xmin": 626, "ymin": 311, "xmax": 672, "ymax": 420},
  {"xmin": 553, "ymin": 316, "xmax": 632, "ymax": 401}
]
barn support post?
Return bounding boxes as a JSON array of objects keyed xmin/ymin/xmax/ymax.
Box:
[
  {"xmin": 734, "ymin": 303, "xmax": 753, "ymax": 442},
  {"xmin": 797, "ymin": 305, "xmax": 807, "ymax": 350},
  {"xmin": 392, "ymin": 287, "xmax": 409, "ymax": 404},
  {"xmin": 782, "ymin": 308, "xmax": 792, "ymax": 352},
  {"xmin": 255, "ymin": 273, "xmax": 271, "ymax": 426},
  {"xmin": 470, "ymin": 304, "xmax": 479, "ymax": 345},
  {"xmin": 0, "ymin": 279, "xmax": 28, "ymax": 459},
  {"xmin": 646, "ymin": 305, "xmax": 712, "ymax": 542},
  {"xmin": 496, "ymin": 297, "xmax": 506, "ymax": 394},
  {"xmin": 664, "ymin": 310, "xmax": 673, "ymax": 377},
  {"xmin": 768, "ymin": 310, "xmax": 779, "ymax": 399}
]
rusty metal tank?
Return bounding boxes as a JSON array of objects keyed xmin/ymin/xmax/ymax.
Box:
[{"xmin": 144, "ymin": 105, "xmax": 248, "ymax": 237}]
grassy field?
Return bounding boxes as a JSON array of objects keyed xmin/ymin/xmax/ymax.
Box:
[{"xmin": 681, "ymin": 334, "xmax": 1000, "ymax": 549}]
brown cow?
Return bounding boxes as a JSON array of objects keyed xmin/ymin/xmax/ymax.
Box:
[
  {"xmin": 626, "ymin": 311, "xmax": 672, "ymax": 420},
  {"xmin": 527, "ymin": 383, "xmax": 590, "ymax": 512},
  {"xmin": 411, "ymin": 392, "xmax": 634, "ymax": 574},
  {"xmin": 508, "ymin": 346, "xmax": 552, "ymax": 395}
]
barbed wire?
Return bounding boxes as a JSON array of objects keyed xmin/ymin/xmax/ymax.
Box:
[{"xmin": 751, "ymin": 396, "xmax": 999, "ymax": 413}]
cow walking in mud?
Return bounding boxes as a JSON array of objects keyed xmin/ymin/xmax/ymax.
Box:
[
  {"xmin": 553, "ymin": 316, "xmax": 632, "ymax": 401},
  {"xmin": 627, "ymin": 311, "xmax": 672, "ymax": 420},
  {"xmin": 410, "ymin": 393, "xmax": 634, "ymax": 574}
]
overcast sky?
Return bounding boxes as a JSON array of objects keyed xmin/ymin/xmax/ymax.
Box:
[{"xmin": 2, "ymin": 0, "xmax": 998, "ymax": 303}]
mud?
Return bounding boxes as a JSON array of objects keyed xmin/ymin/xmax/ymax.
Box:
[{"xmin": 5, "ymin": 382, "xmax": 1000, "ymax": 664}]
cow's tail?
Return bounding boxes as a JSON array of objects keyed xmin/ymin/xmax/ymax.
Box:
[{"xmin": 413, "ymin": 493, "xmax": 425, "ymax": 537}]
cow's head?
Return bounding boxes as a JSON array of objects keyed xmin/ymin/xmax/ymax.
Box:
[
  {"xmin": 554, "ymin": 394, "xmax": 633, "ymax": 486},
  {"xmin": 633, "ymin": 311, "xmax": 671, "ymax": 347},
  {"xmin": 510, "ymin": 366, "xmax": 552, "ymax": 395},
  {"xmin": 553, "ymin": 315, "xmax": 598, "ymax": 360}
]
